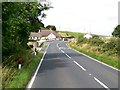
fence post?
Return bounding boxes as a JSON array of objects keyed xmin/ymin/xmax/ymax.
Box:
[{"xmin": 17, "ymin": 57, "xmax": 22, "ymax": 69}]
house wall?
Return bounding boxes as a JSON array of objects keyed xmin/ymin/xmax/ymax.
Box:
[
  {"xmin": 27, "ymin": 41, "xmax": 38, "ymax": 47},
  {"xmin": 84, "ymin": 34, "xmax": 92, "ymax": 39},
  {"xmin": 47, "ymin": 33, "xmax": 56, "ymax": 40}
]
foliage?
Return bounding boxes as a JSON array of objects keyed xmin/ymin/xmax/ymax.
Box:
[
  {"xmin": 112, "ymin": 25, "xmax": 120, "ymax": 38},
  {"xmin": 101, "ymin": 38, "xmax": 118, "ymax": 52},
  {"xmin": 3, "ymin": 50, "xmax": 43, "ymax": 88},
  {"xmin": 77, "ymin": 35, "xmax": 88, "ymax": 44},
  {"xmin": 69, "ymin": 42, "xmax": 119, "ymax": 69},
  {"xmin": 2, "ymin": 2, "xmax": 52, "ymax": 60},
  {"xmin": 46, "ymin": 25, "xmax": 56, "ymax": 31},
  {"xmin": 39, "ymin": 42, "xmax": 45, "ymax": 47},
  {"xmin": 68, "ymin": 29, "xmax": 119, "ymax": 69},
  {"xmin": 92, "ymin": 35, "xmax": 99, "ymax": 38},
  {"xmin": 88, "ymin": 38, "xmax": 104, "ymax": 46},
  {"xmin": 66, "ymin": 31, "xmax": 84, "ymax": 38}
]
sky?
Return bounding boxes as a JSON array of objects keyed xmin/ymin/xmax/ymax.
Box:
[{"xmin": 42, "ymin": 0, "xmax": 119, "ymax": 36}]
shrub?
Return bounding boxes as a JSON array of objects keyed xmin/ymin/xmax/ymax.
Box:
[
  {"xmin": 77, "ymin": 35, "xmax": 88, "ymax": 44},
  {"xmin": 101, "ymin": 38, "xmax": 118, "ymax": 53},
  {"xmin": 88, "ymin": 38, "xmax": 104, "ymax": 46},
  {"xmin": 39, "ymin": 42, "xmax": 45, "ymax": 47}
]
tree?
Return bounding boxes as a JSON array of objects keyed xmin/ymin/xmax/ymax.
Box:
[
  {"xmin": 112, "ymin": 25, "xmax": 120, "ymax": 38},
  {"xmin": 2, "ymin": 2, "xmax": 52, "ymax": 59},
  {"xmin": 46, "ymin": 25, "xmax": 56, "ymax": 31}
]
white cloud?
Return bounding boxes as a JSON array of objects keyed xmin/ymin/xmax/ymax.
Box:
[{"xmin": 42, "ymin": 0, "xmax": 119, "ymax": 35}]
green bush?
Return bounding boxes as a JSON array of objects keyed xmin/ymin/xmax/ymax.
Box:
[
  {"xmin": 77, "ymin": 36, "xmax": 88, "ymax": 44},
  {"xmin": 88, "ymin": 38, "xmax": 104, "ymax": 46},
  {"xmin": 101, "ymin": 38, "xmax": 118, "ymax": 52},
  {"xmin": 40, "ymin": 42, "xmax": 45, "ymax": 47}
]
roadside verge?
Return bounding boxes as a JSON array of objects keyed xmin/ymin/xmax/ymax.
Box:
[
  {"xmin": 26, "ymin": 43, "xmax": 50, "ymax": 88},
  {"xmin": 67, "ymin": 43, "xmax": 120, "ymax": 71}
]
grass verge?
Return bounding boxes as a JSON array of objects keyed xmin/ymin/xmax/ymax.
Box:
[
  {"xmin": 69, "ymin": 43, "xmax": 119, "ymax": 69},
  {"xmin": 4, "ymin": 51, "xmax": 43, "ymax": 89}
]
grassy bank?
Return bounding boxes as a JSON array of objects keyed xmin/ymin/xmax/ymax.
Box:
[
  {"xmin": 69, "ymin": 43, "xmax": 119, "ymax": 69},
  {"xmin": 3, "ymin": 49, "xmax": 43, "ymax": 89}
]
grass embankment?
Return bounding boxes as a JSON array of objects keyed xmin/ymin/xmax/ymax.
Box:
[
  {"xmin": 69, "ymin": 42, "xmax": 119, "ymax": 69},
  {"xmin": 2, "ymin": 49, "xmax": 43, "ymax": 89},
  {"xmin": 58, "ymin": 31, "xmax": 84, "ymax": 38}
]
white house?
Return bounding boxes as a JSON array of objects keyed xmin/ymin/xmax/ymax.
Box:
[
  {"xmin": 84, "ymin": 33, "xmax": 92, "ymax": 39},
  {"xmin": 47, "ymin": 33, "xmax": 56, "ymax": 40},
  {"xmin": 28, "ymin": 29, "xmax": 61, "ymax": 51},
  {"xmin": 39, "ymin": 29, "xmax": 61, "ymax": 40}
]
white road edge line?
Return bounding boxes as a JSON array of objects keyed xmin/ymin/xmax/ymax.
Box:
[
  {"xmin": 65, "ymin": 54, "xmax": 71, "ymax": 59},
  {"xmin": 94, "ymin": 77, "xmax": 110, "ymax": 90},
  {"xmin": 27, "ymin": 43, "xmax": 50, "ymax": 88},
  {"xmin": 73, "ymin": 61, "xmax": 86, "ymax": 71},
  {"xmin": 66, "ymin": 44, "xmax": 120, "ymax": 71}
]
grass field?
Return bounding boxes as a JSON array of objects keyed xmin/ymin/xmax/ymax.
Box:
[{"xmin": 58, "ymin": 31, "xmax": 84, "ymax": 38}]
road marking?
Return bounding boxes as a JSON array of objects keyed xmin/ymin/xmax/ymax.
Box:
[
  {"xmin": 94, "ymin": 77, "xmax": 110, "ymax": 90},
  {"xmin": 65, "ymin": 54, "xmax": 71, "ymax": 59},
  {"xmin": 57, "ymin": 43, "xmax": 59, "ymax": 48},
  {"xmin": 27, "ymin": 43, "xmax": 50, "ymax": 88},
  {"xmin": 89, "ymin": 73, "xmax": 92, "ymax": 76},
  {"xmin": 73, "ymin": 61, "xmax": 86, "ymax": 71},
  {"xmin": 61, "ymin": 50, "xmax": 65, "ymax": 53},
  {"xmin": 68, "ymin": 45, "xmax": 120, "ymax": 72}
]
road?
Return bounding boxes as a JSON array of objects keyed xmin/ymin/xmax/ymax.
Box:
[{"xmin": 28, "ymin": 41, "xmax": 119, "ymax": 89}]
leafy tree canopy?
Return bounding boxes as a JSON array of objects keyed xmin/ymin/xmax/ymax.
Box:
[
  {"xmin": 46, "ymin": 25, "xmax": 56, "ymax": 31},
  {"xmin": 112, "ymin": 25, "xmax": 120, "ymax": 38},
  {"xmin": 2, "ymin": 1, "xmax": 52, "ymax": 59}
]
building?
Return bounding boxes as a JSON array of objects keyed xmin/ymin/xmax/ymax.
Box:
[
  {"xmin": 39, "ymin": 29, "xmax": 61, "ymax": 40},
  {"xmin": 84, "ymin": 33, "xmax": 92, "ymax": 39},
  {"xmin": 29, "ymin": 32, "xmax": 41, "ymax": 40},
  {"xmin": 28, "ymin": 28, "xmax": 61, "ymax": 50}
]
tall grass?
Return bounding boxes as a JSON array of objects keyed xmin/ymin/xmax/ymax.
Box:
[
  {"xmin": 69, "ymin": 43, "xmax": 119, "ymax": 69},
  {"xmin": 2, "ymin": 49, "xmax": 43, "ymax": 89}
]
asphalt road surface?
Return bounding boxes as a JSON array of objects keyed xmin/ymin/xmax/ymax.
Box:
[{"xmin": 28, "ymin": 40, "xmax": 119, "ymax": 89}]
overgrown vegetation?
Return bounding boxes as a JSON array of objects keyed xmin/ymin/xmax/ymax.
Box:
[
  {"xmin": 67, "ymin": 31, "xmax": 119, "ymax": 69},
  {"xmin": 112, "ymin": 25, "xmax": 120, "ymax": 38},
  {"xmin": 2, "ymin": 49, "xmax": 43, "ymax": 89},
  {"xmin": 2, "ymin": 1, "xmax": 52, "ymax": 89},
  {"xmin": 69, "ymin": 43, "xmax": 119, "ymax": 69},
  {"xmin": 2, "ymin": 2, "xmax": 52, "ymax": 61}
]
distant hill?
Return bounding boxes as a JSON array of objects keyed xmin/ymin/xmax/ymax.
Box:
[{"xmin": 58, "ymin": 31, "xmax": 84, "ymax": 38}]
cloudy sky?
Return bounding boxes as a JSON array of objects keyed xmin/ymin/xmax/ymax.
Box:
[{"xmin": 42, "ymin": 0, "xmax": 119, "ymax": 36}]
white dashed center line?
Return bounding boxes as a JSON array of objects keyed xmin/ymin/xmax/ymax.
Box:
[
  {"xmin": 73, "ymin": 61, "xmax": 86, "ymax": 71},
  {"xmin": 65, "ymin": 54, "xmax": 71, "ymax": 59},
  {"xmin": 94, "ymin": 77, "xmax": 110, "ymax": 90},
  {"xmin": 58, "ymin": 42, "xmax": 112, "ymax": 90},
  {"xmin": 89, "ymin": 73, "xmax": 92, "ymax": 76},
  {"xmin": 58, "ymin": 42, "xmax": 111, "ymax": 90}
]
